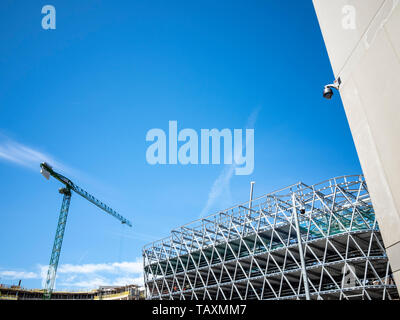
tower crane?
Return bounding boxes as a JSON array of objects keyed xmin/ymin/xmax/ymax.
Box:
[{"xmin": 40, "ymin": 162, "xmax": 132, "ymax": 299}]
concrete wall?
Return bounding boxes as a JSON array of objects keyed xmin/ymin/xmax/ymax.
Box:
[{"xmin": 312, "ymin": 0, "xmax": 400, "ymax": 293}]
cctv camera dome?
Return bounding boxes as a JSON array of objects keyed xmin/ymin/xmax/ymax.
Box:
[{"xmin": 323, "ymin": 86, "xmax": 333, "ymax": 99}]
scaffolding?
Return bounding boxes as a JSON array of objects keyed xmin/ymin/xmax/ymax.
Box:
[{"xmin": 143, "ymin": 175, "xmax": 399, "ymax": 300}]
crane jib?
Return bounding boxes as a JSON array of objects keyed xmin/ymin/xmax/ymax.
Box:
[
  {"xmin": 72, "ymin": 185, "xmax": 132, "ymax": 227},
  {"xmin": 40, "ymin": 162, "xmax": 132, "ymax": 227}
]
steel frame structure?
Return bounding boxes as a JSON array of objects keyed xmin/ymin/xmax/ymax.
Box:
[{"xmin": 143, "ymin": 175, "xmax": 398, "ymax": 300}]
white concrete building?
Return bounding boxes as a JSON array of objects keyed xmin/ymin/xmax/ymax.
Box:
[{"xmin": 312, "ymin": 0, "xmax": 400, "ymax": 294}]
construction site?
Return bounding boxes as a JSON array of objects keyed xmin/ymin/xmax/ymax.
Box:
[
  {"xmin": 0, "ymin": 163, "xmax": 142, "ymax": 300},
  {"xmin": 3, "ymin": 174, "xmax": 398, "ymax": 300},
  {"xmin": 1, "ymin": 1, "xmax": 400, "ymax": 304},
  {"xmin": 0, "ymin": 283, "xmax": 144, "ymax": 300}
]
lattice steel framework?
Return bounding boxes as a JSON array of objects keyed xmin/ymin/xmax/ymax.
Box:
[{"xmin": 143, "ymin": 175, "xmax": 398, "ymax": 300}]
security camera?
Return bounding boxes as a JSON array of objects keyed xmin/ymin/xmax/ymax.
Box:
[
  {"xmin": 323, "ymin": 77, "xmax": 341, "ymax": 100},
  {"xmin": 323, "ymin": 86, "xmax": 334, "ymax": 99}
]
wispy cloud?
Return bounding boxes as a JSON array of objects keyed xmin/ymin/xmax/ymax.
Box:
[
  {"xmin": 199, "ymin": 107, "xmax": 260, "ymax": 218},
  {"xmin": 37, "ymin": 258, "xmax": 144, "ymax": 290},
  {"xmin": 1, "ymin": 258, "xmax": 144, "ymax": 290},
  {"xmin": 199, "ymin": 165, "xmax": 235, "ymax": 217},
  {"xmin": 0, "ymin": 270, "xmax": 39, "ymax": 280},
  {"xmin": 0, "ymin": 135, "xmax": 74, "ymax": 175}
]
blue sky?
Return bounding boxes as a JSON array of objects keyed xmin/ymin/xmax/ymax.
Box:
[{"xmin": 0, "ymin": 1, "xmax": 361, "ymax": 290}]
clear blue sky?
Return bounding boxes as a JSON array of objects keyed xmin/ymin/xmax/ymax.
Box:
[{"xmin": 0, "ymin": 0, "xmax": 361, "ymax": 290}]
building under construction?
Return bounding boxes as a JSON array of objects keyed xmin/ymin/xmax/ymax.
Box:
[
  {"xmin": 0, "ymin": 284, "xmax": 144, "ymax": 300},
  {"xmin": 143, "ymin": 175, "xmax": 398, "ymax": 300}
]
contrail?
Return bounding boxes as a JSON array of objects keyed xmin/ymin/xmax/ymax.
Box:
[{"xmin": 199, "ymin": 107, "xmax": 260, "ymax": 218}]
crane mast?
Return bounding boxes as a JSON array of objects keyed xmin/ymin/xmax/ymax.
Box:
[{"xmin": 40, "ymin": 162, "xmax": 132, "ymax": 299}]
